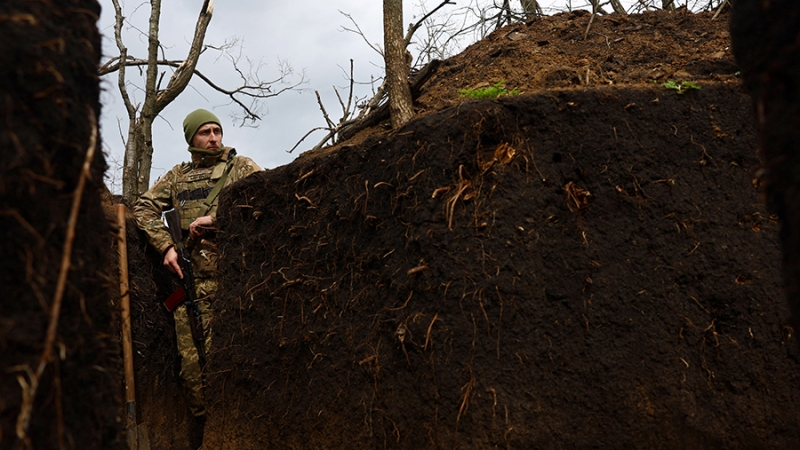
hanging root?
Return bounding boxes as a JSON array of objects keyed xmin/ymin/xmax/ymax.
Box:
[{"xmin": 445, "ymin": 166, "xmax": 476, "ymax": 230}]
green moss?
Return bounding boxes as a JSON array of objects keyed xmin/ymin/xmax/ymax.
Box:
[{"xmin": 458, "ymin": 81, "xmax": 520, "ymax": 99}]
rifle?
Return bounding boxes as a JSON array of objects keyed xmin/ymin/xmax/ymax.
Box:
[{"xmin": 163, "ymin": 208, "xmax": 206, "ymax": 367}]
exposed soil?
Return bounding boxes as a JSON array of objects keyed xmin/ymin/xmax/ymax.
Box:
[
  {"xmin": 207, "ymin": 83, "xmax": 799, "ymax": 448},
  {"xmin": 0, "ymin": 1, "xmax": 123, "ymax": 449},
  {"xmin": 23, "ymin": 7, "xmax": 797, "ymax": 450},
  {"xmin": 198, "ymin": 9, "xmax": 798, "ymax": 450}
]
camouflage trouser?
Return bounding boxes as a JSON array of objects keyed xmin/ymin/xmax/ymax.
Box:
[{"xmin": 173, "ymin": 278, "xmax": 215, "ymax": 418}]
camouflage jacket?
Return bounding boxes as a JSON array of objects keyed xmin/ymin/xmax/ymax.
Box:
[{"xmin": 133, "ymin": 147, "xmax": 261, "ymax": 278}]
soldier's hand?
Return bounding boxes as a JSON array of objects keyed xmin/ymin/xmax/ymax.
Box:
[
  {"xmin": 189, "ymin": 215, "xmax": 214, "ymax": 238},
  {"xmin": 163, "ymin": 246, "xmax": 183, "ymax": 279}
]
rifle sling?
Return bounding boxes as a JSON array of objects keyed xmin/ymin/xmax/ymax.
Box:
[
  {"xmin": 170, "ymin": 154, "xmax": 234, "ymax": 368},
  {"xmin": 202, "ymin": 154, "xmax": 236, "ymax": 216}
]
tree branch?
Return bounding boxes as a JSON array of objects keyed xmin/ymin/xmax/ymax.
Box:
[
  {"xmin": 110, "ymin": 0, "xmax": 135, "ymax": 118},
  {"xmin": 99, "ymin": 56, "xmax": 305, "ymax": 125},
  {"xmin": 290, "ymin": 60, "xmax": 360, "ymax": 153},
  {"xmin": 111, "ymin": 0, "xmax": 141, "ymax": 200},
  {"xmin": 335, "ymin": 60, "xmax": 356, "ymax": 125},
  {"xmin": 339, "ymin": 11, "xmax": 384, "ymax": 57},
  {"xmin": 288, "ymin": 125, "xmax": 332, "ymax": 154},
  {"xmin": 154, "ymin": 0, "xmax": 214, "ymax": 114},
  {"xmin": 144, "ymin": 0, "xmax": 161, "ymax": 115},
  {"xmin": 404, "ymin": 0, "xmax": 456, "ymax": 48}
]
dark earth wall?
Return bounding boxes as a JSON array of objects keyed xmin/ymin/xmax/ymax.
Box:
[
  {"xmin": 0, "ymin": 1, "xmax": 124, "ymax": 448},
  {"xmin": 207, "ymin": 84, "xmax": 799, "ymax": 449},
  {"xmin": 731, "ymin": 0, "xmax": 800, "ymax": 332}
]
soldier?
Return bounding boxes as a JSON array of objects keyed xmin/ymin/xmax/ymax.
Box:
[{"xmin": 133, "ymin": 109, "xmax": 261, "ymax": 424}]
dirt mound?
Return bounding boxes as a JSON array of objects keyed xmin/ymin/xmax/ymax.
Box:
[
  {"xmin": 337, "ymin": 8, "xmax": 739, "ymax": 149},
  {"xmin": 199, "ymin": 11, "xmax": 800, "ymax": 450},
  {"xmin": 0, "ymin": 1, "xmax": 123, "ymax": 448},
  {"xmin": 418, "ymin": 8, "xmax": 736, "ymax": 113}
]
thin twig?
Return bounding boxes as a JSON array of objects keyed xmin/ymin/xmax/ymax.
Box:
[
  {"xmin": 287, "ymin": 126, "xmax": 329, "ymax": 154},
  {"xmin": 333, "ymin": 62, "xmax": 355, "ymax": 125},
  {"xmin": 315, "ymin": 90, "xmax": 334, "ymax": 128},
  {"xmin": 584, "ymin": 13, "xmax": 596, "ymax": 40},
  {"xmin": 404, "ymin": 0, "xmax": 456, "ymax": 48},
  {"xmin": 339, "ymin": 11, "xmax": 383, "ymax": 56},
  {"xmin": 292, "ymin": 60, "xmax": 360, "ymax": 152},
  {"xmin": 584, "ymin": 2, "xmax": 597, "ymax": 40}
]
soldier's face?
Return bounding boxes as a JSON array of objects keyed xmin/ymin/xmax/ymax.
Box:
[{"xmin": 191, "ymin": 123, "xmax": 222, "ymax": 150}]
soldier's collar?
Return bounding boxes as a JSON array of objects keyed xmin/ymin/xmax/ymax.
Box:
[
  {"xmin": 220, "ymin": 147, "xmax": 236, "ymax": 161},
  {"xmin": 190, "ymin": 146, "xmax": 227, "ymax": 168}
]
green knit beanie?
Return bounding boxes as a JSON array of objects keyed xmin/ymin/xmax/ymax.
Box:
[{"xmin": 183, "ymin": 109, "xmax": 222, "ymax": 145}]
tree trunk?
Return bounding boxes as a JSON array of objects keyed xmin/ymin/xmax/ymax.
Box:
[
  {"xmin": 662, "ymin": 0, "xmax": 676, "ymax": 11},
  {"xmin": 121, "ymin": 108, "xmax": 157, "ymax": 203},
  {"xmin": 117, "ymin": 0, "xmax": 213, "ymax": 204},
  {"xmin": 384, "ymin": 0, "xmax": 414, "ymax": 129},
  {"xmin": 610, "ymin": 0, "xmax": 627, "ymax": 14},
  {"xmin": 587, "ymin": 0, "xmax": 609, "ymax": 15},
  {"xmin": 121, "ymin": 116, "xmax": 138, "ymax": 201},
  {"xmin": 140, "ymin": 117, "xmax": 154, "ymax": 194},
  {"xmin": 520, "ymin": 0, "xmax": 542, "ymax": 18}
]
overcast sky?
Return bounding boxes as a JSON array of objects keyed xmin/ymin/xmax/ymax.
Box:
[{"xmin": 98, "ymin": 1, "xmax": 691, "ymax": 191}]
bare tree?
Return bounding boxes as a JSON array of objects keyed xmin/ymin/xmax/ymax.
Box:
[
  {"xmin": 384, "ymin": 0, "xmax": 414, "ymax": 128},
  {"xmin": 290, "ymin": 2, "xmax": 456, "ymax": 152},
  {"xmin": 101, "ymin": 0, "xmax": 303, "ymax": 203}
]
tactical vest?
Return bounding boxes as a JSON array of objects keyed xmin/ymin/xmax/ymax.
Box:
[{"xmin": 173, "ymin": 152, "xmax": 235, "ymax": 231}]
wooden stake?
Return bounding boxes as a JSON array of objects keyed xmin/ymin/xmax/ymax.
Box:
[{"xmin": 117, "ymin": 205, "xmax": 150, "ymax": 450}]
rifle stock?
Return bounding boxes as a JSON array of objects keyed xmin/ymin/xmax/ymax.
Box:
[{"xmin": 163, "ymin": 209, "xmax": 206, "ymax": 353}]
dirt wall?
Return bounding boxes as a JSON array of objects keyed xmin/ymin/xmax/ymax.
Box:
[
  {"xmin": 207, "ymin": 83, "xmax": 799, "ymax": 449},
  {"xmin": 0, "ymin": 1, "xmax": 123, "ymax": 448}
]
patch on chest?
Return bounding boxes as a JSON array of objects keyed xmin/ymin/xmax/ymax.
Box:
[{"xmin": 184, "ymin": 167, "xmax": 213, "ymax": 182}]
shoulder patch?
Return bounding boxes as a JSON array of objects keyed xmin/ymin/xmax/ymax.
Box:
[{"xmin": 180, "ymin": 162, "xmax": 192, "ymax": 174}]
